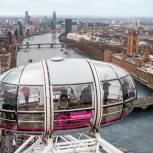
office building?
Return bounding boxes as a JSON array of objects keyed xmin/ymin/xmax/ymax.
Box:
[
  {"xmin": 25, "ymin": 11, "xmax": 29, "ymax": 25},
  {"xmin": 65, "ymin": 19, "xmax": 72, "ymax": 36},
  {"xmin": 52, "ymin": 11, "xmax": 56, "ymax": 31},
  {"xmin": 13, "ymin": 24, "xmax": 20, "ymax": 39}
]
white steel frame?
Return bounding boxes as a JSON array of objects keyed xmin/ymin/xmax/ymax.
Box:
[{"xmin": 14, "ymin": 132, "xmax": 123, "ymax": 153}]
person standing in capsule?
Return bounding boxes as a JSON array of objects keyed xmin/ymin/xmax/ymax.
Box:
[{"xmin": 20, "ymin": 86, "xmax": 30, "ymax": 108}]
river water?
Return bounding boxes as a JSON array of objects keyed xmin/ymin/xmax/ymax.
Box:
[{"xmin": 17, "ymin": 32, "xmax": 153, "ymax": 153}]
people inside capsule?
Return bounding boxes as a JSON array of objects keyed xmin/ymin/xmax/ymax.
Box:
[
  {"xmin": 58, "ymin": 94, "xmax": 69, "ymax": 110},
  {"xmin": 67, "ymin": 87, "xmax": 77, "ymax": 104},
  {"xmin": 103, "ymin": 81, "xmax": 111, "ymax": 104},
  {"xmin": 123, "ymin": 80, "xmax": 129, "ymax": 99},
  {"xmin": 121, "ymin": 79, "xmax": 130, "ymax": 100},
  {"xmin": 121, "ymin": 77, "xmax": 136, "ymax": 100},
  {"xmin": 60, "ymin": 87, "xmax": 67, "ymax": 95},
  {"xmin": 80, "ymin": 85, "xmax": 92, "ymax": 104},
  {"xmin": 2, "ymin": 89, "xmax": 16, "ymax": 120},
  {"xmin": 20, "ymin": 86, "xmax": 30, "ymax": 108}
]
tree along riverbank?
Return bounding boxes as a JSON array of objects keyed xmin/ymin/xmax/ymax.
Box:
[
  {"xmin": 59, "ymin": 34, "xmax": 123, "ymax": 61},
  {"xmin": 10, "ymin": 36, "xmax": 25, "ymax": 69}
]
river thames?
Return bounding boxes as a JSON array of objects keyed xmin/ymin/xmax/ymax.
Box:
[{"xmin": 17, "ymin": 32, "xmax": 153, "ymax": 153}]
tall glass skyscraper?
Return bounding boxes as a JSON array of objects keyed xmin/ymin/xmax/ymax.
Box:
[
  {"xmin": 25, "ymin": 11, "xmax": 29, "ymax": 25},
  {"xmin": 65, "ymin": 19, "xmax": 72, "ymax": 36},
  {"xmin": 52, "ymin": 11, "xmax": 56, "ymax": 31}
]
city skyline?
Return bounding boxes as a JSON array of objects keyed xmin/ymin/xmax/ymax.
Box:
[{"xmin": 0, "ymin": 0, "xmax": 153, "ymax": 17}]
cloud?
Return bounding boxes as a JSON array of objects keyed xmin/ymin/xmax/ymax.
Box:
[{"xmin": 0, "ymin": 0, "xmax": 152, "ymax": 17}]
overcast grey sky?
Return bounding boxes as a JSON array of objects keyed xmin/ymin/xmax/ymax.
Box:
[{"xmin": 0, "ymin": 0, "xmax": 153, "ymax": 17}]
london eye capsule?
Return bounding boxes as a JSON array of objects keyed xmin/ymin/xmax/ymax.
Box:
[{"xmin": 0, "ymin": 57, "xmax": 137, "ymax": 135}]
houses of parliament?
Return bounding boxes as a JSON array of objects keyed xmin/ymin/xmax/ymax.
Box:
[{"xmin": 104, "ymin": 29, "xmax": 153, "ymax": 90}]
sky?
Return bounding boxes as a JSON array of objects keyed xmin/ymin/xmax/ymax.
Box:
[{"xmin": 0, "ymin": 0, "xmax": 153, "ymax": 17}]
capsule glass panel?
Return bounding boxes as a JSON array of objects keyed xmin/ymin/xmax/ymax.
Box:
[
  {"xmin": 101, "ymin": 104, "xmax": 123, "ymax": 125},
  {"xmin": 93, "ymin": 61, "xmax": 118, "ymax": 81},
  {"xmin": 18, "ymin": 113, "xmax": 44, "ymax": 131},
  {"xmin": 17, "ymin": 86, "xmax": 44, "ymax": 112},
  {"xmin": 0, "ymin": 83, "xmax": 17, "ymax": 130},
  {"xmin": 121, "ymin": 101, "xmax": 134, "ymax": 117},
  {"xmin": 2, "ymin": 66, "xmax": 24, "ymax": 84},
  {"xmin": 0, "ymin": 68, "xmax": 15, "ymax": 81},
  {"xmin": 101, "ymin": 80, "xmax": 123, "ymax": 105},
  {"xmin": 19, "ymin": 63, "xmax": 44, "ymax": 85},
  {"xmin": 47, "ymin": 59, "xmax": 93, "ymax": 85},
  {"xmin": 17, "ymin": 85, "xmax": 44, "ymax": 132},
  {"xmin": 108, "ymin": 63, "xmax": 128, "ymax": 78},
  {"xmin": 120, "ymin": 75, "xmax": 136, "ymax": 117},
  {"xmin": 53, "ymin": 83, "xmax": 94, "ymax": 131},
  {"xmin": 120, "ymin": 76, "xmax": 136, "ymax": 101},
  {"xmin": 100, "ymin": 80, "xmax": 123, "ymax": 125}
]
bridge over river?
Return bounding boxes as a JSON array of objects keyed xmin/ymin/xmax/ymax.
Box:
[
  {"xmin": 134, "ymin": 96, "xmax": 153, "ymax": 110},
  {"xmin": 19, "ymin": 42, "xmax": 65, "ymax": 48}
]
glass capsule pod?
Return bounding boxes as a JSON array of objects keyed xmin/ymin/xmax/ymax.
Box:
[{"xmin": 0, "ymin": 57, "xmax": 137, "ymax": 135}]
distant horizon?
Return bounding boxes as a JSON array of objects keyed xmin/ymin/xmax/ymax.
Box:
[
  {"xmin": 0, "ymin": 14, "xmax": 153, "ymax": 19},
  {"xmin": 0, "ymin": 0, "xmax": 153, "ymax": 18}
]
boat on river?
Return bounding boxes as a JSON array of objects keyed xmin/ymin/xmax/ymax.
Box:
[
  {"xmin": 63, "ymin": 51, "xmax": 68, "ymax": 54},
  {"xmin": 28, "ymin": 59, "xmax": 32, "ymax": 62},
  {"xmin": 23, "ymin": 48, "xmax": 29, "ymax": 52},
  {"xmin": 63, "ymin": 50, "xmax": 68, "ymax": 54}
]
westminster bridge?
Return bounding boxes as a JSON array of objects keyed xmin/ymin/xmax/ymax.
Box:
[
  {"xmin": 19, "ymin": 42, "xmax": 65, "ymax": 48},
  {"xmin": 134, "ymin": 97, "xmax": 153, "ymax": 110}
]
